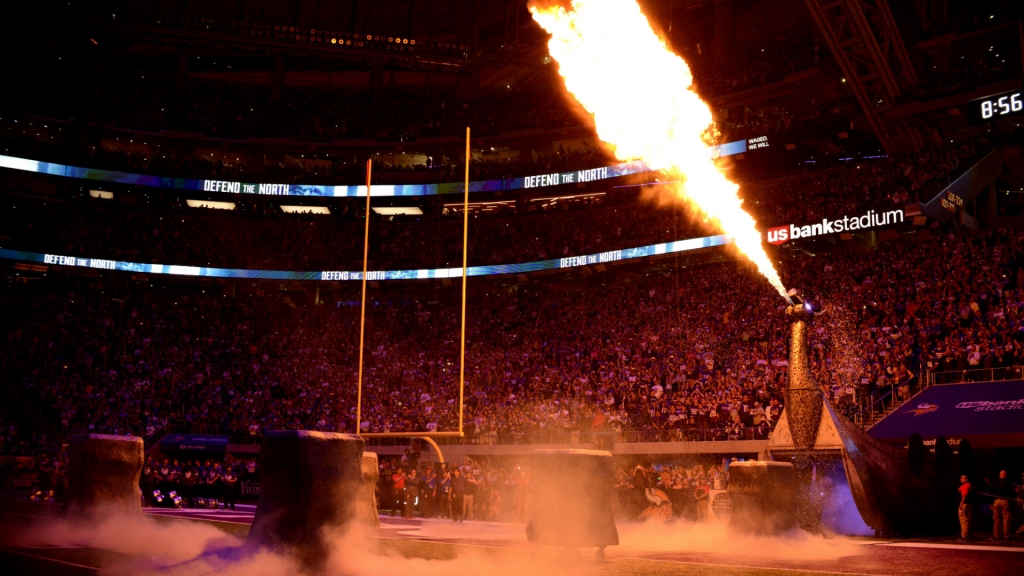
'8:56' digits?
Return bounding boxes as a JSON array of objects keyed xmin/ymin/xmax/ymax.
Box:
[{"xmin": 981, "ymin": 93, "xmax": 1023, "ymax": 119}]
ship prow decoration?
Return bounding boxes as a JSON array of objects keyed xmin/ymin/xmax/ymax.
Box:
[{"xmin": 764, "ymin": 292, "xmax": 962, "ymax": 536}]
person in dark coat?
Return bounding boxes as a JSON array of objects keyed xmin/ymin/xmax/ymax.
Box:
[
  {"xmin": 451, "ymin": 469, "xmax": 466, "ymax": 522},
  {"xmin": 222, "ymin": 466, "xmax": 238, "ymax": 510},
  {"xmin": 421, "ymin": 467, "xmax": 436, "ymax": 518},
  {"xmin": 404, "ymin": 468, "xmax": 421, "ymax": 519}
]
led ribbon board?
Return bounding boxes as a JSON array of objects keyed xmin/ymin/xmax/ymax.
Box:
[
  {"xmin": 0, "ymin": 136, "xmax": 764, "ymax": 198},
  {"xmin": 0, "ymin": 234, "xmax": 729, "ymax": 282}
]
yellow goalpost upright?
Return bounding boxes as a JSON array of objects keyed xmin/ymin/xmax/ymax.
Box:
[{"xmin": 353, "ymin": 127, "xmax": 472, "ymax": 462}]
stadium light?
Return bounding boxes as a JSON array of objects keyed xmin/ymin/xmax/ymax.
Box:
[
  {"xmin": 530, "ymin": 192, "xmax": 606, "ymax": 202},
  {"xmin": 442, "ymin": 200, "xmax": 514, "ymax": 213},
  {"xmin": 281, "ymin": 205, "xmax": 330, "ymax": 214},
  {"xmin": 371, "ymin": 206, "xmax": 423, "ymax": 215},
  {"xmin": 186, "ymin": 199, "xmax": 235, "ymax": 210}
]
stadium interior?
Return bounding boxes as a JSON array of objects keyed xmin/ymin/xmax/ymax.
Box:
[{"xmin": 1, "ymin": 1, "xmax": 1024, "ymax": 574}]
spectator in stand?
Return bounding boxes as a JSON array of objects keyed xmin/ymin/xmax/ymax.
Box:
[
  {"xmin": 0, "ymin": 135, "xmax": 995, "ymax": 277},
  {"xmin": 0, "ymin": 112, "xmax": 616, "ymax": 188},
  {"xmin": 4, "ymin": 138, "xmax": 1024, "ymax": 448}
]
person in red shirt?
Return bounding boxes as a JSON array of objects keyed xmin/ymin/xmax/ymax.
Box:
[
  {"xmin": 958, "ymin": 475, "xmax": 976, "ymax": 540},
  {"xmin": 391, "ymin": 469, "xmax": 406, "ymax": 517}
]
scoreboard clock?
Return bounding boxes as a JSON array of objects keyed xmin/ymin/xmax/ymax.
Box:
[{"xmin": 969, "ymin": 89, "xmax": 1024, "ymax": 123}]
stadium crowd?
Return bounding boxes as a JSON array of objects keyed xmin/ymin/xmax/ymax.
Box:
[
  {"xmin": 0, "ymin": 190, "xmax": 706, "ymax": 272},
  {"xmin": 3, "ymin": 216, "xmax": 1024, "ymax": 444},
  {"xmin": 688, "ymin": 36, "xmax": 821, "ymax": 97},
  {"xmin": 0, "ymin": 112, "xmax": 613, "ymax": 186},
  {"xmin": 742, "ymin": 138, "xmax": 991, "ymax": 227},
  {"xmin": 139, "ymin": 455, "xmax": 255, "ymax": 509},
  {"xmin": 915, "ymin": 0, "xmax": 1024, "ymax": 40},
  {"xmin": 1, "ymin": 7, "xmax": 1022, "ymax": 465},
  {"xmin": 904, "ymin": 0, "xmax": 1024, "ymax": 102},
  {"xmin": 375, "ymin": 454, "xmax": 730, "ymax": 522},
  {"xmin": 715, "ymin": 101, "xmax": 849, "ymax": 142},
  {"xmin": 0, "ymin": 450, "xmax": 255, "ymax": 508},
  {"xmin": 0, "ymin": 136, "xmax": 989, "ymax": 275},
  {"xmin": 910, "ymin": 47, "xmax": 1022, "ymax": 102},
  {"xmin": 3, "ymin": 443, "xmax": 732, "ymax": 524}
]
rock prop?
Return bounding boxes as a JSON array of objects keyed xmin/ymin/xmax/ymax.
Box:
[
  {"xmin": 727, "ymin": 461, "xmax": 798, "ymax": 534},
  {"xmin": 249, "ymin": 431, "xmax": 365, "ymax": 566},
  {"xmin": 526, "ymin": 449, "xmax": 618, "ymax": 559},
  {"xmin": 358, "ymin": 452, "xmax": 380, "ymax": 527},
  {"xmin": 64, "ymin": 434, "xmax": 144, "ymax": 517}
]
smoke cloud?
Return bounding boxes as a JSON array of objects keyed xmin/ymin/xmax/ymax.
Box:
[
  {"xmin": 2, "ymin": 508, "xmax": 862, "ymax": 575},
  {"xmin": 4, "ymin": 508, "xmax": 238, "ymax": 563},
  {"xmin": 617, "ymin": 520, "xmax": 862, "ymax": 561},
  {"xmin": 3, "ymin": 510, "xmax": 580, "ymax": 576},
  {"xmin": 821, "ymin": 477, "xmax": 874, "ymax": 537},
  {"xmin": 395, "ymin": 520, "xmax": 525, "ymax": 541}
]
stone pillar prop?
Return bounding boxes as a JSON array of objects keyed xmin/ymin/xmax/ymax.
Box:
[
  {"xmin": 64, "ymin": 434, "xmax": 144, "ymax": 517},
  {"xmin": 785, "ymin": 295, "xmax": 823, "ymax": 451},
  {"xmin": 358, "ymin": 452, "xmax": 380, "ymax": 527},
  {"xmin": 526, "ymin": 449, "xmax": 618, "ymax": 560},
  {"xmin": 727, "ymin": 461, "xmax": 798, "ymax": 534},
  {"xmin": 248, "ymin": 431, "xmax": 364, "ymax": 567}
]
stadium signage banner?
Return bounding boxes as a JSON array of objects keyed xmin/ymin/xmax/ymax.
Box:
[
  {"xmin": 869, "ymin": 380, "xmax": 1024, "ymax": 445},
  {"xmin": 0, "ymin": 234, "xmax": 730, "ymax": 283},
  {"xmin": 765, "ymin": 208, "xmax": 904, "ymax": 245},
  {"xmin": 523, "ymin": 166, "xmax": 610, "ymax": 188},
  {"xmin": 955, "ymin": 398, "xmax": 1024, "ymax": 412},
  {"xmin": 559, "ymin": 249, "xmax": 623, "ymax": 268},
  {"xmin": 241, "ymin": 480, "xmax": 261, "ymax": 498},
  {"xmin": 42, "ymin": 254, "xmax": 116, "ymax": 269},
  {"xmin": 0, "ymin": 136, "xmax": 765, "ymax": 198},
  {"xmin": 200, "ymin": 180, "xmax": 295, "ymax": 195},
  {"xmin": 158, "ymin": 434, "xmax": 230, "ymax": 453},
  {"xmin": 918, "ymin": 151, "xmax": 1001, "ymax": 224}
]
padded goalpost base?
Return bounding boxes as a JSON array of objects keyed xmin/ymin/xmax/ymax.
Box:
[
  {"xmin": 727, "ymin": 461, "xmax": 798, "ymax": 534},
  {"xmin": 526, "ymin": 449, "xmax": 619, "ymax": 549},
  {"xmin": 248, "ymin": 430, "xmax": 365, "ymax": 566},
  {"xmin": 358, "ymin": 452, "xmax": 380, "ymax": 527},
  {"xmin": 64, "ymin": 434, "xmax": 144, "ymax": 517}
]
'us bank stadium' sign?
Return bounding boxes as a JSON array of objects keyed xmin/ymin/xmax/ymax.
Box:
[{"xmin": 765, "ymin": 208, "xmax": 905, "ymax": 245}]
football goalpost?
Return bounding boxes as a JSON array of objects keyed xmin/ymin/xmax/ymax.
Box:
[{"xmin": 353, "ymin": 127, "xmax": 472, "ymax": 463}]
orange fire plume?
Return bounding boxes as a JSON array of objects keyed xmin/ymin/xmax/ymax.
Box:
[{"xmin": 530, "ymin": 0, "xmax": 789, "ymax": 300}]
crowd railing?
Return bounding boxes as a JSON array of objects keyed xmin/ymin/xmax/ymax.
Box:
[
  {"xmin": 852, "ymin": 371, "xmax": 923, "ymax": 428},
  {"xmin": 220, "ymin": 426, "xmax": 772, "ymax": 449},
  {"xmin": 852, "ymin": 365, "xmax": 1024, "ymax": 428},
  {"xmin": 927, "ymin": 365, "xmax": 1023, "ymax": 386},
  {"xmin": 360, "ymin": 426, "xmax": 771, "ymax": 448}
]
